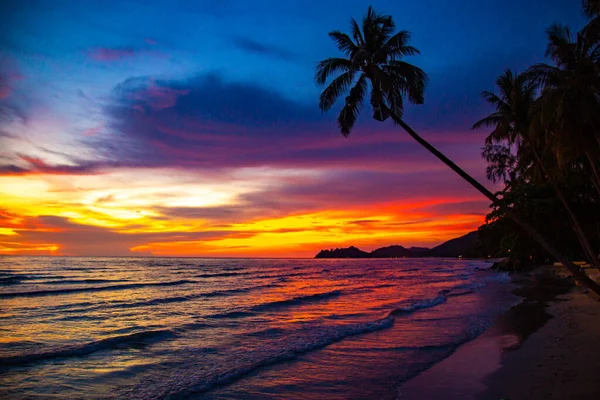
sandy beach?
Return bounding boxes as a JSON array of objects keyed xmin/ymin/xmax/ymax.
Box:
[{"xmin": 399, "ymin": 267, "xmax": 600, "ymax": 399}]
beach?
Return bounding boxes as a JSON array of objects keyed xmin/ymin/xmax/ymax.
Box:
[{"xmin": 399, "ymin": 266, "xmax": 600, "ymax": 399}]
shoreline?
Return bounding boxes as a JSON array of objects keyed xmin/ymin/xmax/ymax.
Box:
[{"xmin": 398, "ymin": 266, "xmax": 600, "ymax": 399}]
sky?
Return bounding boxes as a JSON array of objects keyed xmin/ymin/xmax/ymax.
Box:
[{"xmin": 0, "ymin": 0, "xmax": 588, "ymax": 257}]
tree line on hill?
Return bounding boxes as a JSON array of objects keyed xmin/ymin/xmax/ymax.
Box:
[{"xmin": 315, "ymin": 231, "xmax": 480, "ymax": 258}]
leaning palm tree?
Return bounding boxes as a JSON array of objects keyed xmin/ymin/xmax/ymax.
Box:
[
  {"xmin": 473, "ymin": 69, "xmax": 600, "ymax": 269},
  {"xmin": 316, "ymin": 6, "xmax": 600, "ymax": 293}
]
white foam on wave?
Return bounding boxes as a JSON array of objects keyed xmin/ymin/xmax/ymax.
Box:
[{"xmin": 121, "ymin": 316, "xmax": 394, "ymax": 399}]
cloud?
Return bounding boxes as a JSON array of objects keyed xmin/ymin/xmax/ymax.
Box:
[
  {"xmin": 0, "ymin": 54, "xmax": 24, "ymax": 100},
  {"xmin": 0, "ymin": 75, "xmax": 10, "ymax": 99},
  {"xmin": 87, "ymin": 47, "xmax": 137, "ymax": 61},
  {"xmin": 83, "ymin": 123, "xmax": 104, "ymax": 136},
  {"xmin": 102, "ymin": 71, "xmax": 483, "ymax": 175},
  {"xmin": 0, "ymin": 214, "xmax": 243, "ymax": 256},
  {"xmin": 231, "ymin": 37, "xmax": 297, "ymax": 60},
  {"xmin": 0, "ymin": 155, "xmax": 107, "ymax": 176}
]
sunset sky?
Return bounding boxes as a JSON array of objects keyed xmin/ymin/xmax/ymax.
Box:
[{"xmin": 0, "ymin": 0, "xmax": 586, "ymax": 257}]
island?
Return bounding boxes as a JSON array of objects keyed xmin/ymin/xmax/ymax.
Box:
[{"xmin": 314, "ymin": 231, "xmax": 480, "ymax": 258}]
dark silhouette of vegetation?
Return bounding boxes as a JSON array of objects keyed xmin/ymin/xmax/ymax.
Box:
[
  {"xmin": 370, "ymin": 245, "xmax": 413, "ymax": 258},
  {"xmin": 316, "ymin": 5, "xmax": 600, "ymax": 294},
  {"xmin": 584, "ymin": 0, "xmax": 600, "ymax": 17},
  {"xmin": 314, "ymin": 234, "xmax": 481, "ymax": 258},
  {"xmin": 315, "ymin": 246, "xmax": 370, "ymax": 258},
  {"xmin": 475, "ymin": 4, "xmax": 600, "ymax": 273}
]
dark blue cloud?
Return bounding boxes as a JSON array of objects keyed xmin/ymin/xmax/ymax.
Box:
[
  {"xmin": 97, "ymin": 70, "xmax": 500, "ymax": 179},
  {"xmin": 231, "ymin": 37, "xmax": 297, "ymax": 61}
]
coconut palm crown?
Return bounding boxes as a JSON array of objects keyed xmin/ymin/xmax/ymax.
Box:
[
  {"xmin": 526, "ymin": 23, "xmax": 600, "ymax": 165},
  {"xmin": 473, "ymin": 69, "xmax": 537, "ymax": 147},
  {"xmin": 315, "ymin": 6, "xmax": 428, "ymax": 136}
]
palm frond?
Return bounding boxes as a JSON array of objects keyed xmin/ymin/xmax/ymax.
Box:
[
  {"xmin": 328, "ymin": 31, "xmax": 358, "ymax": 57},
  {"xmin": 377, "ymin": 31, "xmax": 419, "ymax": 61},
  {"xmin": 472, "ymin": 113, "xmax": 504, "ymax": 130},
  {"xmin": 383, "ymin": 61, "xmax": 428, "ymax": 104},
  {"xmin": 546, "ymin": 24, "xmax": 575, "ymax": 66},
  {"xmin": 338, "ymin": 74, "xmax": 367, "ymax": 136},
  {"xmin": 319, "ymin": 71, "xmax": 355, "ymax": 111},
  {"xmin": 350, "ymin": 18, "xmax": 365, "ymax": 45},
  {"xmin": 377, "ymin": 16, "xmax": 396, "ymax": 47},
  {"xmin": 525, "ymin": 63, "xmax": 560, "ymax": 88},
  {"xmin": 481, "ymin": 91, "xmax": 505, "ymax": 107},
  {"xmin": 314, "ymin": 58, "xmax": 354, "ymax": 86},
  {"xmin": 362, "ymin": 5, "xmax": 391, "ymax": 51}
]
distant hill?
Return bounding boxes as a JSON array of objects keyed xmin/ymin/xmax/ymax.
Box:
[
  {"xmin": 428, "ymin": 231, "xmax": 480, "ymax": 257},
  {"xmin": 408, "ymin": 246, "xmax": 431, "ymax": 257},
  {"xmin": 370, "ymin": 245, "xmax": 412, "ymax": 258},
  {"xmin": 313, "ymin": 231, "xmax": 480, "ymax": 259},
  {"xmin": 315, "ymin": 246, "xmax": 371, "ymax": 258}
]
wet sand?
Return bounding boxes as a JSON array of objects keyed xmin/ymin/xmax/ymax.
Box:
[{"xmin": 399, "ymin": 266, "xmax": 600, "ymax": 400}]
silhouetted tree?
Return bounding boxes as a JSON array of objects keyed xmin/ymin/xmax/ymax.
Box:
[
  {"xmin": 474, "ymin": 70, "xmax": 600, "ymax": 268},
  {"xmin": 316, "ymin": 6, "xmax": 600, "ymax": 294},
  {"xmin": 527, "ymin": 24, "xmax": 600, "ymax": 194}
]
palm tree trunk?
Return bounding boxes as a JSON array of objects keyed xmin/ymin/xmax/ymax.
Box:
[
  {"xmin": 530, "ymin": 149, "xmax": 600, "ymax": 269},
  {"xmin": 585, "ymin": 151, "xmax": 600, "ymax": 199},
  {"xmin": 388, "ymin": 112, "xmax": 600, "ymax": 295}
]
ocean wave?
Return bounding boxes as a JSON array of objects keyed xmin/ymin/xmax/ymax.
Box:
[
  {"xmin": 389, "ymin": 295, "xmax": 447, "ymax": 316},
  {"xmin": 250, "ymin": 290, "xmax": 342, "ymax": 312},
  {"xmin": 203, "ymin": 290, "xmax": 343, "ymax": 320},
  {"xmin": 0, "ymin": 329, "xmax": 174, "ymax": 367},
  {"xmin": 0, "ymin": 280, "xmax": 194, "ymax": 299},
  {"xmin": 202, "ymin": 287, "xmax": 254, "ymax": 297},
  {"xmin": 0, "ymin": 276, "xmax": 24, "ymax": 285},
  {"xmin": 141, "ymin": 316, "xmax": 394, "ymax": 398},
  {"xmin": 440, "ymin": 281, "xmax": 486, "ymax": 296},
  {"xmin": 105, "ymin": 284, "xmax": 277, "ymax": 310},
  {"xmin": 195, "ymin": 271, "xmax": 253, "ymax": 278},
  {"xmin": 175, "ymin": 322, "xmax": 213, "ymax": 331},
  {"xmin": 444, "ymin": 289, "xmax": 475, "ymax": 297},
  {"xmin": 206, "ymin": 310, "xmax": 257, "ymax": 319},
  {"xmin": 41, "ymin": 278, "xmax": 130, "ymax": 285},
  {"xmin": 244, "ymin": 327, "xmax": 286, "ymax": 337},
  {"xmin": 254, "ymin": 271, "xmax": 307, "ymax": 280},
  {"xmin": 109, "ymin": 296, "xmax": 192, "ymax": 309}
]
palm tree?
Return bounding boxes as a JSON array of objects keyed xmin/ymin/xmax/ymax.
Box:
[
  {"xmin": 316, "ymin": 6, "xmax": 600, "ymax": 294},
  {"xmin": 473, "ymin": 69, "xmax": 600, "ymax": 269},
  {"xmin": 473, "ymin": 70, "xmax": 535, "ymax": 147},
  {"xmin": 527, "ymin": 24, "xmax": 600, "ymax": 195}
]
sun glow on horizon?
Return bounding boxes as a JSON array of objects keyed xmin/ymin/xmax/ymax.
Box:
[{"xmin": 0, "ymin": 165, "xmax": 486, "ymax": 257}]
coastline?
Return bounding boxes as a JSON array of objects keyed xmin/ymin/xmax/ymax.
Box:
[{"xmin": 398, "ymin": 266, "xmax": 600, "ymax": 399}]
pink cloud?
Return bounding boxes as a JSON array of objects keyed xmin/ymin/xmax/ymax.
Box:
[
  {"xmin": 145, "ymin": 38, "xmax": 157, "ymax": 45},
  {"xmin": 0, "ymin": 66, "xmax": 24, "ymax": 99},
  {"xmin": 0, "ymin": 82, "xmax": 10, "ymax": 99},
  {"xmin": 134, "ymin": 82, "xmax": 190, "ymax": 110},
  {"xmin": 88, "ymin": 47, "xmax": 136, "ymax": 61},
  {"xmin": 133, "ymin": 104, "xmax": 145, "ymax": 113},
  {"xmin": 0, "ymin": 155, "xmax": 103, "ymax": 177},
  {"xmin": 83, "ymin": 123, "xmax": 104, "ymax": 136}
]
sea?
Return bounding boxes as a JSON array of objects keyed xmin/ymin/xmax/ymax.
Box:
[{"xmin": 0, "ymin": 257, "xmax": 518, "ymax": 399}]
